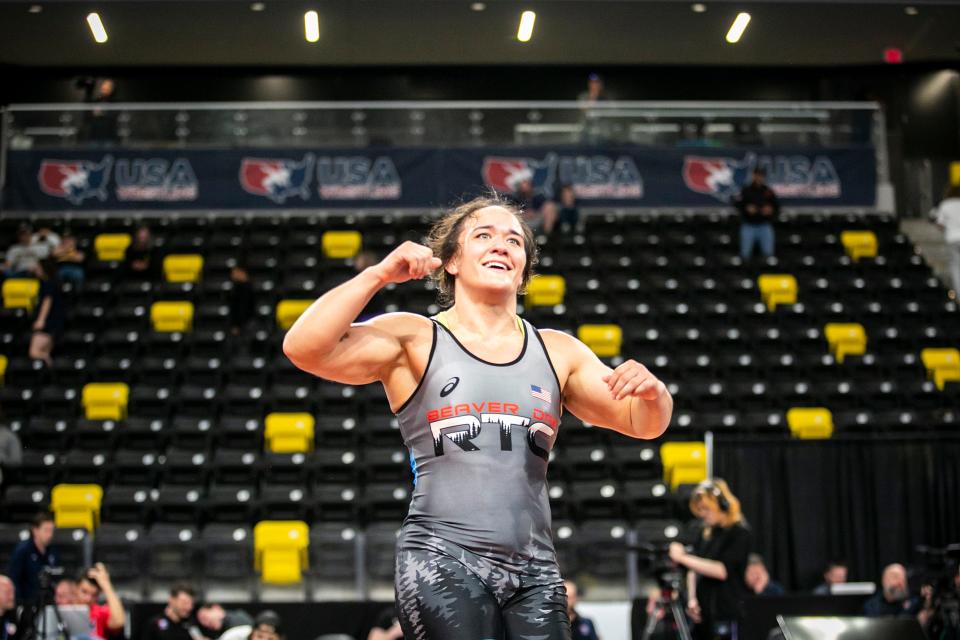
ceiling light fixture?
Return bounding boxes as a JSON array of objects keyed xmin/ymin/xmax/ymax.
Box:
[
  {"xmin": 86, "ymin": 12, "xmax": 108, "ymax": 43},
  {"xmin": 517, "ymin": 10, "xmax": 536, "ymax": 42},
  {"xmin": 725, "ymin": 12, "xmax": 751, "ymax": 44},
  {"xmin": 250, "ymin": 2, "xmax": 265, "ymax": 11},
  {"xmin": 304, "ymin": 10, "xmax": 320, "ymax": 43},
  {"xmin": 691, "ymin": 3, "xmax": 707, "ymax": 13},
  {"xmin": 28, "ymin": 4, "xmax": 43, "ymax": 13},
  {"xmin": 904, "ymin": 6, "xmax": 918, "ymax": 15},
  {"xmin": 470, "ymin": 2, "xmax": 486, "ymax": 11}
]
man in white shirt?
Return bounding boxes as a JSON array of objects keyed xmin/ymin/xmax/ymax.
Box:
[{"xmin": 935, "ymin": 184, "xmax": 960, "ymax": 294}]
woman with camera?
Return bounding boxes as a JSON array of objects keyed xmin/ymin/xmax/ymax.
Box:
[{"xmin": 669, "ymin": 479, "xmax": 752, "ymax": 640}]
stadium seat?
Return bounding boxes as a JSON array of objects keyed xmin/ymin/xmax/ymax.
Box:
[
  {"xmin": 757, "ymin": 274, "xmax": 797, "ymax": 311},
  {"xmin": 253, "ymin": 520, "xmax": 309, "ymax": 585},
  {"xmin": 264, "ymin": 413, "xmax": 315, "ymax": 453},
  {"xmin": 577, "ymin": 324, "xmax": 623, "ymax": 358},
  {"xmin": 94, "ymin": 233, "xmax": 132, "ymax": 261},
  {"xmin": 81, "ymin": 383, "xmax": 130, "ymax": 420},
  {"xmin": 276, "ymin": 299, "xmax": 313, "ymax": 331},
  {"xmin": 659, "ymin": 442, "xmax": 707, "ymax": 490},
  {"xmin": 920, "ymin": 348, "xmax": 960, "ymax": 390},
  {"xmin": 321, "ymin": 230, "xmax": 362, "ymax": 259},
  {"xmin": 824, "ymin": 323, "xmax": 867, "ymax": 363},
  {"xmin": 786, "ymin": 407, "xmax": 834, "ymax": 439},
  {"xmin": 163, "ymin": 254, "xmax": 204, "ymax": 283},
  {"xmin": 0, "ymin": 354, "xmax": 6, "ymax": 386},
  {"xmin": 150, "ymin": 301, "xmax": 194, "ymax": 332},
  {"xmin": 840, "ymin": 230, "xmax": 878, "ymax": 261},
  {"xmin": 50, "ymin": 484, "xmax": 103, "ymax": 531},
  {"xmin": 3, "ymin": 278, "xmax": 40, "ymax": 312},
  {"xmin": 525, "ymin": 275, "xmax": 566, "ymax": 307}
]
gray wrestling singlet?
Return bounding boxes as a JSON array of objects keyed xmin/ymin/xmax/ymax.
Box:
[{"xmin": 393, "ymin": 315, "xmax": 571, "ymax": 640}]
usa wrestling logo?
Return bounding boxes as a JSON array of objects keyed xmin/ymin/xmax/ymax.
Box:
[
  {"xmin": 240, "ymin": 154, "xmax": 314, "ymax": 204},
  {"xmin": 38, "ymin": 157, "xmax": 112, "ymax": 205},
  {"xmin": 683, "ymin": 153, "xmax": 842, "ymax": 201},
  {"xmin": 483, "ymin": 152, "xmax": 643, "ymax": 199}
]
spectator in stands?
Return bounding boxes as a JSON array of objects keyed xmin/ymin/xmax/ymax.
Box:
[
  {"xmin": 366, "ymin": 606, "xmax": 402, "ymax": 640},
  {"xmin": 578, "ymin": 72, "xmax": 610, "ymax": 107},
  {"xmin": 556, "ymin": 184, "xmax": 581, "ymax": 230},
  {"xmin": 228, "ymin": 265, "xmax": 254, "ymax": 336},
  {"xmin": 29, "ymin": 259, "xmax": 65, "ymax": 368},
  {"xmin": 31, "ymin": 228, "xmax": 61, "ymax": 261},
  {"xmin": 511, "ymin": 177, "xmax": 557, "ymax": 233},
  {"xmin": 565, "ymin": 579, "xmax": 600, "ymax": 640},
  {"xmin": 0, "ymin": 422, "xmax": 23, "ymax": 489},
  {"xmin": 732, "ymin": 167, "xmax": 779, "ymax": 261},
  {"xmin": 141, "ymin": 583, "xmax": 196, "ymax": 640},
  {"xmin": 3, "ymin": 225, "xmax": 41, "ymax": 279},
  {"xmin": 248, "ymin": 611, "xmax": 283, "ymax": 640},
  {"xmin": 669, "ymin": 479, "xmax": 751, "ymax": 640},
  {"xmin": 53, "ymin": 233, "xmax": 86, "ymax": 288},
  {"xmin": 196, "ymin": 603, "xmax": 253, "ymax": 640},
  {"xmin": 578, "ymin": 73, "xmax": 613, "ymax": 144},
  {"xmin": 7, "ymin": 512, "xmax": 57, "ymax": 606},
  {"xmin": 745, "ymin": 554, "xmax": 785, "ymax": 596},
  {"xmin": 0, "ymin": 575, "xmax": 15, "ymax": 640},
  {"xmin": 863, "ymin": 563, "xmax": 923, "ymax": 618},
  {"xmin": 126, "ymin": 225, "xmax": 158, "ymax": 280},
  {"xmin": 54, "ymin": 578, "xmax": 77, "ymax": 606},
  {"xmin": 934, "ymin": 183, "xmax": 960, "ymax": 295},
  {"xmin": 76, "ymin": 563, "xmax": 125, "ymax": 638},
  {"xmin": 813, "ymin": 559, "xmax": 848, "ymax": 595}
]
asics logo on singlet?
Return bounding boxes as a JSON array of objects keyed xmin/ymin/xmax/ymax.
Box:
[{"xmin": 439, "ymin": 377, "xmax": 460, "ymax": 397}]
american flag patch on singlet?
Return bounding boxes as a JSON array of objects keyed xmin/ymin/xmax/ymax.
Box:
[{"xmin": 530, "ymin": 384, "xmax": 552, "ymax": 403}]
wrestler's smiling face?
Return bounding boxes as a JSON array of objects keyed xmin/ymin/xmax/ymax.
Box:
[{"xmin": 447, "ymin": 206, "xmax": 527, "ymax": 298}]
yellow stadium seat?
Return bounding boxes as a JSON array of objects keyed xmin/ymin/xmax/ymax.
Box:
[
  {"xmin": 151, "ymin": 301, "xmax": 194, "ymax": 332},
  {"xmin": 951, "ymin": 161, "xmax": 960, "ymax": 187},
  {"xmin": 265, "ymin": 413, "xmax": 315, "ymax": 453},
  {"xmin": 276, "ymin": 299, "xmax": 313, "ymax": 331},
  {"xmin": 787, "ymin": 407, "xmax": 834, "ymax": 439},
  {"xmin": 254, "ymin": 521, "xmax": 309, "ymax": 585},
  {"xmin": 0, "ymin": 354, "xmax": 6, "ymax": 386},
  {"xmin": 3, "ymin": 278, "xmax": 40, "ymax": 312},
  {"xmin": 824, "ymin": 323, "xmax": 867, "ymax": 363},
  {"xmin": 525, "ymin": 275, "xmax": 566, "ymax": 307},
  {"xmin": 659, "ymin": 442, "xmax": 707, "ymax": 491},
  {"xmin": 757, "ymin": 274, "xmax": 797, "ymax": 311},
  {"xmin": 921, "ymin": 348, "xmax": 960, "ymax": 390},
  {"xmin": 840, "ymin": 230, "xmax": 878, "ymax": 262},
  {"xmin": 51, "ymin": 484, "xmax": 103, "ymax": 531},
  {"xmin": 94, "ymin": 233, "xmax": 132, "ymax": 261},
  {"xmin": 577, "ymin": 324, "xmax": 622, "ymax": 358},
  {"xmin": 82, "ymin": 383, "xmax": 130, "ymax": 421},
  {"xmin": 322, "ymin": 231, "xmax": 362, "ymax": 259},
  {"xmin": 163, "ymin": 254, "xmax": 204, "ymax": 283}
]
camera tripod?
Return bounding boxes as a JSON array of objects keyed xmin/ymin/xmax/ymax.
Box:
[{"xmin": 640, "ymin": 571, "xmax": 693, "ymax": 640}]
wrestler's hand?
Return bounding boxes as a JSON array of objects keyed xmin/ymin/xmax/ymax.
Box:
[
  {"xmin": 602, "ymin": 360, "xmax": 668, "ymax": 401},
  {"xmin": 369, "ymin": 241, "xmax": 442, "ymax": 286}
]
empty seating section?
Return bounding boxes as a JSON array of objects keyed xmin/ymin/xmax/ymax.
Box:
[{"xmin": 1, "ymin": 211, "xmax": 958, "ymax": 590}]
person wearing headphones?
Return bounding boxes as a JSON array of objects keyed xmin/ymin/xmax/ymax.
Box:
[{"xmin": 669, "ymin": 479, "xmax": 752, "ymax": 640}]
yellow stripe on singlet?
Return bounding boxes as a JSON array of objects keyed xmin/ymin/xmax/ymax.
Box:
[{"xmin": 434, "ymin": 310, "xmax": 525, "ymax": 337}]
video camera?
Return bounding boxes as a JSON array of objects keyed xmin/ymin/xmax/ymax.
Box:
[{"xmin": 915, "ymin": 543, "xmax": 960, "ymax": 638}]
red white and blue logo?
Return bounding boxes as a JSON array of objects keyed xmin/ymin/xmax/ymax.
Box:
[
  {"xmin": 483, "ymin": 152, "xmax": 643, "ymax": 199},
  {"xmin": 240, "ymin": 154, "xmax": 313, "ymax": 204},
  {"xmin": 682, "ymin": 155, "xmax": 753, "ymax": 202},
  {"xmin": 530, "ymin": 384, "xmax": 553, "ymax": 404},
  {"xmin": 683, "ymin": 152, "xmax": 842, "ymax": 201},
  {"xmin": 38, "ymin": 157, "xmax": 112, "ymax": 205}
]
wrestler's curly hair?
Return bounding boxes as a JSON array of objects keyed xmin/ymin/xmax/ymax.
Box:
[{"xmin": 427, "ymin": 194, "xmax": 539, "ymax": 308}]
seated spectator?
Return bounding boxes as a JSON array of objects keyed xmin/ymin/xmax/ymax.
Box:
[
  {"xmin": 0, "ymin": 575, "xmax": 15, "ymax": 639},
  {"xmin": 31, "ymin": 228, "xmax": 62, "ymax": 260},
  {"xmin": 565, "ymin": 579, "xmax": 600, "ymax": 640},
  {"xmin": 511, "ymin": 177, "xmax": 557, "ymax": 234},
  {"xmin": 732, "ymin": 167, "xmax": 779, "ymax": 261},
  {"xmin": 55, "ymin": 578, "xmax": 78, "ymax": 606},
  {"xmin": 556, "ymin": 184, "xmax": 581, "ymax": 230},
  {"xmin": 196, "ymin": 604, "xmax": 253, "ymax": 640},
  {"xmin": 126, "ymin": 225, "xmax": 158, "ymax": 280},
  {"xmin": 3, "ymin": 225, "xmax": 41, "ymax": 278},
  {"xmin": 745, "ymin": 554, "xmax": 785, "ymax": 596},
  {"xmin": 141, "ymin": 583, "xmax": 195, "ymax": 640},
  {"xmin": 366, "ymin": 606, "xmax": 402, "ymax": 640},
  {"xmin": 29, "ymin": 260, "xmax": 66, "ymax": 367},
  {"xmin": 864, "ymin": 563, "xmax": 922, "ymax": 618},
  {"xmin": 76, "ymin": 563, "xmax": 125, "ymax": 638},
  {"xmin": 813, "ymin": 560, "xmax": 848, "ymax": 595},
  {"xmin": 228, "ymin": 265, "xmax": 254, "ymax": 336},
  {"xmin": 53, "ymin": 233, "xmax": 86, "ymax": 288},
  {"xmin": 934, "ymin": 183, "xmax": 960, "ymax": 295},
  {"xmin": 249, "ymin": 610, "xmax": 283, "ymax": 640}
]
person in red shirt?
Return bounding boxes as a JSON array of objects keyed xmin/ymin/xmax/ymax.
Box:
[{"xmin": 76, "ymin": 564, "xmax": 125, "ymax": 639}]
